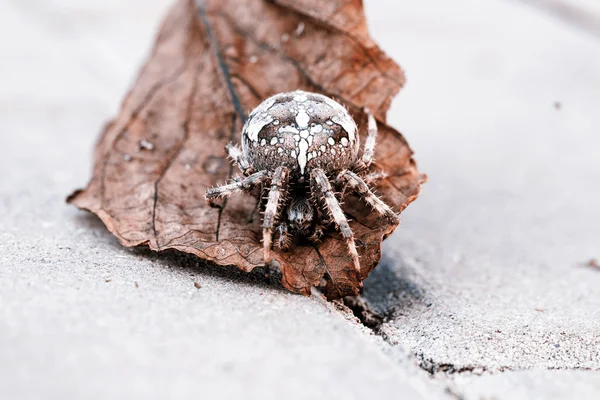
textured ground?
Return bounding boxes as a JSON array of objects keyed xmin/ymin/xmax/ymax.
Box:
[{"xmin": 1, "ymin": 0, "xmax": 599, "ymax": 399}]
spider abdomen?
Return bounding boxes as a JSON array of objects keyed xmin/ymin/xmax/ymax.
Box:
[{"xmin": 241, "ymin": 90, "xmax": 359, "ymax": 178}]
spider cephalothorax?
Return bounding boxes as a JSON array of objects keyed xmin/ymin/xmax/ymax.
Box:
[{"xmin": 206, "ymin": 90, "xmax": 399, "ymax": 273}]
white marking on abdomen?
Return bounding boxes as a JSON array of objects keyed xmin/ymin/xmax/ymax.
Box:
[
  {"xmin": 332, "ymin": 115, "xmax": 356, "ymax": 142},
  {"xmin": 294, "ymin": 92, "xmax": 308, "ymax": 103},
  {"xmin": 296, "ymin": 110, "xmax": 310, "ymax": 128},
  {"xmin": 298, "ymin": 139, "xmax": 309, "ymax": 174},
  {"xmin": 279, "ymin": 126, "xmax": 299, "ymax": 134},
  {"xmin": 245, "ymin": 113, "xmax": 274, "ymax": 142}
]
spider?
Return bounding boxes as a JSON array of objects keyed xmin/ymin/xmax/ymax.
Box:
[{"xmin": 205, "ymin": 90, "xmax": 399, "ymax": 273}]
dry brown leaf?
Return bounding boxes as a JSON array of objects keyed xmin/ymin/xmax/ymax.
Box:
[{"xmin": 68, "ymin": 0, "xmax": 426, "ymax": 300}]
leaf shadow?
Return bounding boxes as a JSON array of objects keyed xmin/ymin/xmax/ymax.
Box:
[
  {"xmin": 73, "ymin": 213, "xmax": 287, "ymax": 293},
  {"xmin": 361, "ymin": 251, "xmax": 429, "ymax": 317}
]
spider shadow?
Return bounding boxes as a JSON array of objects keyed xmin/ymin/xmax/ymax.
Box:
[{"xmin": 73, "ymin": 212, "xmax": 288, "ymax": 294}]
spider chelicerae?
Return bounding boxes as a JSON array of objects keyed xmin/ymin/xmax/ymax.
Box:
[{"xmin": 205, "ymin": 90, "xmax": 399, "ymax": 273}]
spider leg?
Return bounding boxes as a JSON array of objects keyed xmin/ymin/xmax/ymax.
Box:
[
  {"xmin": 307, "ymin": 224, "xmax": 324, "ymax": 243},
  {"xmin": 275, "ymin": 223, "xmax": 291, "ymax": 250},
  {"xmin": 337, "ymin": 170, "xmax": 400, "ymax": 224},
  {"xmin": 246, "ymin": 182, "xmax": 265, "ymax": 223},
  {"xmin": 263, "ymin": 166, "xmax": 289, "ymax": 266},
  {"xmin": 226, "ymin": 143, "xmax": 253, "ymax": 175},
  {"xmin": 337, "ymin": 170, "xmax": 388, "ymax": 199},
  {"xmin": 205, "ymin": 170, "xmax": 268, "ymax": 206},
  {"xmin": 362, "ymin": 170, "xmax": 388, "ymax": 185},
  {"xmin": 355, "ymin": 108, "xmax": 378, "ymax": 170},
  {"xmin": 310, "ymin": 168, "xmax": 361, "ymax": 274}
]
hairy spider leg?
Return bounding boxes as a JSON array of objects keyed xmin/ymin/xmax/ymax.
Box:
[
  {"xmin": 275, "ymin": 223, "xmax": 291, "ymax": 250},
  {"xmin": 226, "ymin": 143, "xmax": 252, "ymax": 175},
  {"xmin": 262, "ymin": 166, "xmax": 289, "ymax": 267},
  {"xmin": 205, "ymin": 170, "xmax": 268, "ymax": 206},
  {"xmin": 307, "ymin": 224, "xmax": 325, "ymax": 243},
  {"xmin": 362, "ymin": 170, "xmax": 388, "ymax": 185},
  {"xmin": 360, "ymin": 108, "xmax": 378, "ymax": 169},
  {"xmin": 310, "ymin": 168, "xmax": 361, "ymax": 274},
  {"xmin": 337, "ymin": 170, "xmax": 400, "ymax": 224}
]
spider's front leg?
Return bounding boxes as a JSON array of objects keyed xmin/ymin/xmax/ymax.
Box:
[
  {"xmin": 226, "ymin": 143, "xmax": 254, "ymax": 175},
  {"xmin": 275, "ymin": 223, "xmax": 291, "ymax": 250},
  {"xmin": 205, "ymin": 170, "xmax": 268, "ymax": 207},
  {"xmin": 337, "ymin": 170, "xmax": 400, "ymax": 225},
  {"xmin": 310, "ymin": 168, "xmax": 361, "ymax": 274},
  {"xmin": 262, "ymin": 166, "xmax": 289, "ymax": 267},
  {"xmin": 354, "ymin": 108, "xmax": 378, "ymax": 171}
]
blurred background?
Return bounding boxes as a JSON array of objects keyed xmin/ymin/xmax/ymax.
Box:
[{"xmin": 0, "ymin": 1, "xmax": 599, "ymax": 399}]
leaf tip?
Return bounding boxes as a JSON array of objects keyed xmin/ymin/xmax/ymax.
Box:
[{"xmin": 66, "ymin": 189, "xmax": 84, "ymax": 204}]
